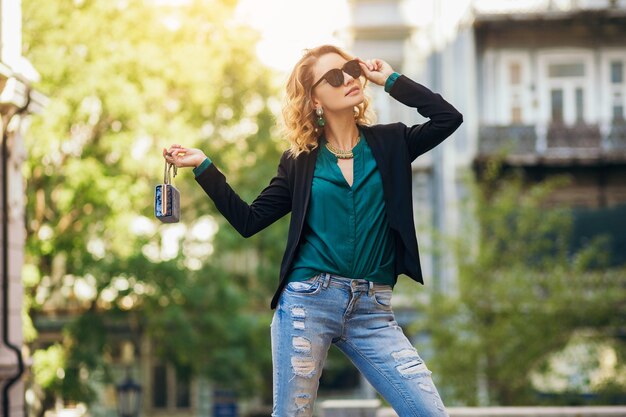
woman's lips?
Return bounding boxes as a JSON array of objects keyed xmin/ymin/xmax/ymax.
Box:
[{"xmin": 345, "ymin": 87, "xmax": 360, "ymax": 96}]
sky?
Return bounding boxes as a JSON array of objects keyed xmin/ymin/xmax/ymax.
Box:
[{"xmin": 234, "ymin": 0, "xmax": 351, "ymax": 72}]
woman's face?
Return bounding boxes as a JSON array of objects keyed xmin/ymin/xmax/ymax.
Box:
[{"xmin": 310, "ymin": 53, "xmax": 364, "ymax": 114}]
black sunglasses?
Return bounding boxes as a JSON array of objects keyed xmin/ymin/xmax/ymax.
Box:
[{"xmin": 311, "ymin": 59, "xmax": 362, "ymax": 89}]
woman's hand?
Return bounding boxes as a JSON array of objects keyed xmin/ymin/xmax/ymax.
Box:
[
  {"xmin": 163, "ymin": 144, "xmax": 207, "ymax": 168},
  {"xmin": 358, "ymin": 58, "xmax": 395, "ymax": 87}
]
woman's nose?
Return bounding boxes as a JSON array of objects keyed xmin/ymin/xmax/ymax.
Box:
[{"xmin": 342, "ymin": 71, "xmax": 355, "ymax": 84}]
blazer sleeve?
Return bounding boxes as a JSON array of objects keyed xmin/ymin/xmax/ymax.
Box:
[
  {"xmin": 388, "ymin": 75, "xmax": 463, "ymax": 162},
  {"xmin": 194, "ymin": 151, "xmax": 292, "ymax": 238}
]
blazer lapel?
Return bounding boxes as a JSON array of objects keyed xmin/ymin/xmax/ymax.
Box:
[
  {"xmin": 296, "ymin": 145, "xmax": 319, "ymax": 236},
  {"xmin": 361, "ymin": 125, "xmax": 392, "ymax": 204},
  {"xmin": 303, "ymin": 145, "xmax": 318, "ymax": 204}
]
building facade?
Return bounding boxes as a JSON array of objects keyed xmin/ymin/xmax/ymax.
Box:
[{"xmin": 470, "ymin": 0, "xmax": 626, "ymax": 264}]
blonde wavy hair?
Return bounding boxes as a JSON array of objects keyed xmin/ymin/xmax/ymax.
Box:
[{"xmin": 281, "ymin": 45, "xmax": 374, "ymax": 158}]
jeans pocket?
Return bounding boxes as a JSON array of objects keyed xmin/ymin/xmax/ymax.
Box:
[
  {"xmin": 285, "ymin": 274, "xmax": 322, "ymax": 295},
  {"xmin": 373, "ymin": 287, "xmax": 393, "ymax": 308}
]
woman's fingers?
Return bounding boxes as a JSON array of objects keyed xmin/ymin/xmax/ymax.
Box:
[
  {"xmin": 164, "ymin": 145, "xmax": 189, "ymax": 156},
  {"xmin": 356, "ymin": 57, "xmax": 395, "ymax": 86},
  {"xmin": 357, "ymin": 58, "xmax": 372, "ymax": 71},
  {"xmin": 358, "ymin": 58, "xmax": 380, "ymax": 72},
  {"xmin": 358, "ymin": 58, "xmax": 384, "ymax": 81},
  {"xmin": 358, "ymin": 61, "xmax": 376, "ymax": 80},
  {"xmin": 163, "ymin": 145, "xmax": 200, "ymax": 168},
  {"xmin": 360, "ymin": 57, "xmax": 389, "ymax": 71}
]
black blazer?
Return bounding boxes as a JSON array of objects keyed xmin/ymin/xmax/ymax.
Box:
[{"xmin": 195, "ymin": 75, "xmax": 463, "ymax": 309}]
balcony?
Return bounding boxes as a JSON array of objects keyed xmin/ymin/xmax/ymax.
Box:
[{"xmin": 476, "ymin": 121, "xmax": 626, "ymax": 166}]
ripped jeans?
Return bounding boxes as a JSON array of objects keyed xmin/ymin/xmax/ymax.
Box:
[{"xmin": 270, "ymin": 272, "xmax": 449, "ymax": 417}]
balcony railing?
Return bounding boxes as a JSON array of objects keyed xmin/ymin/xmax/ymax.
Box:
[
  {"xmin": 547, "ymin": 122, "xmax": 602, "ymax": 149},
  {"xmin": 477, "ymin": 121, "xmax": 626, "ymax": 164},
  {"xmin": 478, "ymin": 125, "xmax": 537, "ymax": 155}
]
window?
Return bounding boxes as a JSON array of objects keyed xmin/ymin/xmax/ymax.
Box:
[
  {"xmin": 607, "ymin": 57, "xmax": 626, "ymax": 121},
  {"xmin": 510, "ymin": 62, "xmax": 521, "ymax": 85},
  {"xmin": 539, "ymin": 53, "xmax": 592, "ymax": 125},
  {"xmin": 551, "ymin": 89, "xmax": 564, "ymax": 123},
  {"xmin": 571, "ymin": 204, "xmax": 626, "ymax": 267},
  {"xmin": 548, "ymin": 63, "xmax": 585, "ymax": 77},
  {"xmin": 176, "ymin": 368, "xmax": 192, "ymax": 408},
  {"xmin": 575, "ymin": 88, "xmax": 584, "ymax": 122},
  {"xmin": 509, "ymin": 62, "xmax": 523, "ymax": 122},
  {"xmin": 152, "ymin": 365, "xmax": 167, "ymax": 409},
  {"xmin": 611, "ymin": 61, "xmax": 623, "ymax": 84},
  {"xmin": 151, "ymin": 363, "xmax": 192, "ymax": 411},
  {"xmin": 499, "ymin": 53, "xmax": 531, "ymax": 124}
]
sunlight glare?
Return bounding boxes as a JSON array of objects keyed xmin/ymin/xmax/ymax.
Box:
[{"xmin": 235, "ymin": 0, "xmax": 351, "ymax": 72}]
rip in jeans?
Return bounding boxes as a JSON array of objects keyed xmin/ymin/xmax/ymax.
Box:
[
  {"xmin": 289, "ymin": 307, "xmax": 317, "ymax": 380},
  {"xmin": 391, "ymin": 348, "xmax": 445, "ymax": 411}
]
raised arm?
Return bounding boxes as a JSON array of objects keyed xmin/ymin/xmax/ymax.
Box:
[
  {"xmin": 388, "ymin": 75, "xmax": 463, "ymax": 161},
  {"xmin": 357, "ymin": 58, "xmax": 463, "ymax": 162}
]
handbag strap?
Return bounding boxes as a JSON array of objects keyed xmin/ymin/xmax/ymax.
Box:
[
  {"xmin": 161, "ymin": 161, "xmax": 177, "ymax": 216},
  {"xmin": 163, "ymin": 160, "xmax": 178, "ymax": 185}
]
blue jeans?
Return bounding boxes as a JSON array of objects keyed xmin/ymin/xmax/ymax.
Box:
[{"xmin": 270, "ymin": 272, "xmax": 449, "ymax": 417}]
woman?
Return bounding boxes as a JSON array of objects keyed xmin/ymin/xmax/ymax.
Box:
[{"xmin": 164, "ymin": 44, "xmax": 462, "ymax": 417}]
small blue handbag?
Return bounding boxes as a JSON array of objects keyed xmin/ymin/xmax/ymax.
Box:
[{"xmin": 155, "ymin": 161, "xmax": 180, "ymax": 223}]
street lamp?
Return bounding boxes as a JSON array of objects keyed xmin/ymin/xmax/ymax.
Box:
[{"xmin": 116, "ymin": 372, "xmax": 142, "ymax": 417}]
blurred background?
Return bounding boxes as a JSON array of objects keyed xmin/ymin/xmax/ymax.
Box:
[{"xmin": 1, "ymin": 0, "xmax": 625, "ymax": 416}]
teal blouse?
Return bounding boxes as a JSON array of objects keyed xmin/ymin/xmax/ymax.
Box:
[{"xmin": 286, "ymin": 130, "xmax": 396, "ymax": 285}]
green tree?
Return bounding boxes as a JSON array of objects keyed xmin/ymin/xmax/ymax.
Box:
[
  {"xmin": 419, "ymin": 160, "xmax": 626, "ymax": 405},
  {"xmin": 22, "ymin": 0, "xmax": 285, "ymax": 409}
]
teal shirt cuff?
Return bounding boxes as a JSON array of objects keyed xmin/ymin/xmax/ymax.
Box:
[
  {"xmin": 193, "ymin": 157, "xmax": 212, "ymax": 177},
  {"xmin": 384, "ymin": 72, "xmax": 401, "ymax": 93}
]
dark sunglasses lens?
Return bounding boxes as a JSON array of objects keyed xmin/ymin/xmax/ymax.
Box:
[
  {"xmin": 344, "ymin": 60, "xmax": 361, "ymax": 78},
  {"xmin": 325, "ymin": 69, "xmax": 344, "ymax": 87},
  {"xmin": 316, "ymin": 60, "xmax": 361, "ymax": 88}
]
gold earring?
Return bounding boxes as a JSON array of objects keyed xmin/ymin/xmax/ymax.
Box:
[{"xmin": 316, "ymin": 107, "xmax": 326, "ymax": 127}]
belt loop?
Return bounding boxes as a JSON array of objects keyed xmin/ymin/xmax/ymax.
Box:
[
  {"xmin": 322, "ymin": 273, "xmax": 330, "ymax": 289},
  {"xmin": 368, "ymin": 281, "xmax": 374, "ymax": 297}
]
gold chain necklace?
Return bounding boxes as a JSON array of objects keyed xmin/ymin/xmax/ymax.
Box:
[{"xmin": 325, "ymin": 134, "xmax": 360, "ymax": 160}]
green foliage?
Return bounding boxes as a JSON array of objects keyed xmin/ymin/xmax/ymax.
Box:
[
  {"xmin": 419, "ymin": 161, "xmax": 626, "ymax": 405},
  {"xmin": 32, "ymin": 344, "xmax": 66, "ymax": 392},
  {"xmin": 23, "ymin": 0, "xmax": 285, "ymax": 407}
]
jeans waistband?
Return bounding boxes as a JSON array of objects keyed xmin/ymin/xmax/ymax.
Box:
[{"xmin": 319, "ymin": 272, "xmax": 390, "ymax": 295}]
